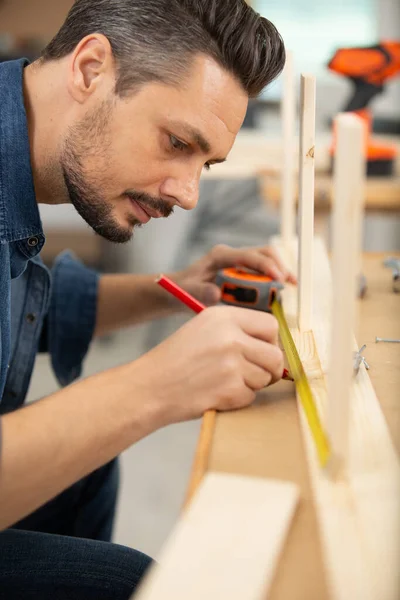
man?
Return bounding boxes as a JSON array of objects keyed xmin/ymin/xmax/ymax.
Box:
[{"xmin": 0, "ymin": 1, "xmax": 293, "ymax": 597}]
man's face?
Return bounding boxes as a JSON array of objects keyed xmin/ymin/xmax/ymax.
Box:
[{"xmin": 61, "ymin": 54, "xmax": 248, "ymax": 243}]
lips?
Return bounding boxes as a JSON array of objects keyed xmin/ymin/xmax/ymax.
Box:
[
  {"xmin": 128, "ymin": 198, "xmax": 151, "ymax": 223},
  {"xmin": 135, "ymin": 201, "xmax": 164, "ymax": 219}
]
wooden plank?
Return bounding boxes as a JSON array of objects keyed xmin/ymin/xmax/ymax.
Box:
[
  {"xmin": 134, "ymin": 473, "xmax": 299, "ymax": 600},
  {"xmin": 297, "ymin": 74, "xmax": 316, "ymax": 332},
  {"xmin": 183, "ymin": 409, "xmax": 216, "ymax": 509},
  {"xmin": 328, "ymin": 113, "xmax": 365, "ymax": 470},
  {"xmin": 272, "ymin": 236, "xmax": 400, "ymax": 600},
  {"xmin": 280, "ymin": 50, "xmax": 296, "ymax": 252}
]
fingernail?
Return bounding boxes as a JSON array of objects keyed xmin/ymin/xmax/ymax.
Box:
[{"xmin": 204, "ymin": 285, "xmax": 221, "ymax": 306}]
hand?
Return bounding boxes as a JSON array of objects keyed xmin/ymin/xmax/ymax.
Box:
[
  {"xmin": 172, "ymin": 244, "xmax": 296, "ymax": 307},
  {"xmin": 131, "ymin": 305, "xmax": 284, "ymax": 425}
]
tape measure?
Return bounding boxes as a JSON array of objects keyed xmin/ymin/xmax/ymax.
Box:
[
  {"xmin": 217, "ymin": 267, "xmax": 330, "ymax": 467},
  {"xmin": 215, "ymin": 268, "xmax": 284, "ymax": 311},
  {"xmin": 271, "ymin": 298, "xmax": 330, "ymax": 466}
]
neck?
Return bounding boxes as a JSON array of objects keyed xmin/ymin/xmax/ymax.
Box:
[{"xmin": 23, "ymin": 59, "xmax": 69, "ymax": 205}]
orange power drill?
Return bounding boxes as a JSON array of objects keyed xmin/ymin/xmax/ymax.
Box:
[{"xmin": 328, "ymin": 41, "xmax": 400, "ymax": 176}]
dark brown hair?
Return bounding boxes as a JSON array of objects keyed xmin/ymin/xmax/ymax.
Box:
[{"xmin": 41, "ymin": 0, "xmax": 285, "ymax": 98}]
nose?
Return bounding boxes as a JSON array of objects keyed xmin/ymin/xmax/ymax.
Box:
[{"xmin": 159, "ymin": 168, "xmax": 200, "ymax": 211}]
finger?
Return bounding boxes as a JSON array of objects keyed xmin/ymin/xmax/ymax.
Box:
[
  {"xmin": 209, "ymin": 244, "xmax": 295, "ymax": 284},
  {"xmin": 259, "ymin": 247, "xmax": 297, "ymax": 284},
  {"xmin": 188, "ymin": 282, "xmax": 221, "ymax": 306},
  {"xmin": 220, "ymin": 386, "xmax": 256, "ymax": 412},
  {"xmin": 242, "ymin": 337, "xmax": 284, "ymax": 384},
  {"xmin": 208, "ymin": 244, "xmax": 251, "ymax": 271},
  {"xmin": 243, "ymin": 361, "xmax": 273, "ymax": 391},
  {"xmin": 259, "ymin": 246, "xmax": 287, "ymax": 274},
  {"xmin": 222, "ymin": 306, "xmax": 280, "ymax": 345},
  {"xmin": 237, "ymin": 252, "xmax": 287, "ymax": 282},
  {"xmin": 209, "ymin": 245, "xmax": 283, "ymax": 279}
]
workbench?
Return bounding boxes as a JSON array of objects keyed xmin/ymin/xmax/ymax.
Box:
[{"xmin": 194, "ymin": 252, "xmax": 399, "ymax": 600}]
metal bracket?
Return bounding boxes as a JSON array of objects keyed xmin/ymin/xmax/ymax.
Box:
[{"xmin": 353, "ymin": 344, "xmax": 370, "ymax": 375}]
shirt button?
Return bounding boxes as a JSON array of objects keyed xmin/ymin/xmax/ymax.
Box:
[
  {"xmin": 26, "ymin": 313, "xmax": 37, "ymax": 323},
  {"xmin": 28, "ymin": 236, "xmax": 39, "ymax": 247}
]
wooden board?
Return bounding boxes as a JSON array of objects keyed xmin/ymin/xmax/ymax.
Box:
[
  {"xmin": 134, "ymin": 473, "xmax": 299, "ymax": 600},
  {"xmin": 206, "ymin": 251, "xmax": 400, "ymax": 600},
  {"xmin": 183, "ymin": 409, "xmax": 216, "ymax": 508},
  {"xmin": 297, "ymin": 75, "xmax": 316, "ymax": 332},
  {"xmin": 327, "ymin": 113, "xmax": 365, "ymax": 468},
  {"xmin": 273, "ymin": 237, "xmax": 400, "ymax": 600}
]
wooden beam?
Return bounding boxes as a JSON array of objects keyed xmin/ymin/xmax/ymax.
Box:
[
  {"xmin": 328, "ymin": 113, "xmax": 365, "ymax": 471},
  {"xmin": 134, "ymin": 473, "xmax": 299, "ymax": 600},
  {"xmin": 297, "ymin": 74, "xmax": 316, "ymax": 332},
  {"xmin": 280, "ymin": 50, "xmax": 296, "ymax": 254}
]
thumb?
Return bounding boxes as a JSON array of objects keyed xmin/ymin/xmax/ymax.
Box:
[{"xmin": 189, "ymin": 282, "xmax": 221, "ymax": 307}]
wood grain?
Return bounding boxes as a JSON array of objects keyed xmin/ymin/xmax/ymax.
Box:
[
  {"xmin": 134, "ymin": 473, "xmax": 299, "ymax": 600},
  {"xmin": 328, "ymin": 114, "xmax": 365, "ymax": 469}
]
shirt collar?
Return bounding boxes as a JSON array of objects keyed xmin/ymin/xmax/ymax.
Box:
[{"xmin": 0, "ymin": 58, "xmax": 44, "ymax": 248}]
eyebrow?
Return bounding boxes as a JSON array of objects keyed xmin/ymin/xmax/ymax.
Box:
[{"xmin": 169, "ymin": 121, "xmax": 227, "ymax": 164}]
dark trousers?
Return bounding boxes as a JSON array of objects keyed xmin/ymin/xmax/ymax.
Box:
[{"xmin": 0, "ymin": 459, "xmax": 152, "ymax": 599}]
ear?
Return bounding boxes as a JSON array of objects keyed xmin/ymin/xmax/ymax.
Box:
[{"xmin": 67, "ymin": 34, "xmax": 115, "ymax": 103}]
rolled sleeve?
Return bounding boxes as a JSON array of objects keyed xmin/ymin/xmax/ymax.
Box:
[{"xmin": 46, "ymin": 251, "xmax": 99, "ymax": 387}]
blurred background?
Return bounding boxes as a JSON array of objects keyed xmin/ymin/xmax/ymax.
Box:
[{"xmin": 1, "ymin": 0, "xmax": 399, "ymax": 559}]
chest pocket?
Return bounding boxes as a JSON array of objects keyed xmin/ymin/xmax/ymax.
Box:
[{"xmin": 1, "ymin": 259, "xmax": 50, "ymax": 414}]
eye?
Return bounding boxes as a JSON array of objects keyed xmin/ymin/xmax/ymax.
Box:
[{"xmin": 169, "ymin": 134, "xmax": 187, "ymax": 152}]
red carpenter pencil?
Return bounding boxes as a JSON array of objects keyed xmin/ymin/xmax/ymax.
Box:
[{"xmin": 156, "ymin": 274, "xmax": 206, "ymax": 313}]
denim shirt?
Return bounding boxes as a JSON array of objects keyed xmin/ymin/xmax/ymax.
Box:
[{"xmin": 0, "ymin": 59, "xmax": 99, "ymax": 435}]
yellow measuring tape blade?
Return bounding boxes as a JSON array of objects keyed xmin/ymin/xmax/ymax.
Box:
[{"xmin": 271, "ymin": 298, "xmax": 330, "ymax": 467}]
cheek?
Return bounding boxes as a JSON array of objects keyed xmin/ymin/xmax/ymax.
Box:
[{"xmin": 107, "ymin": 135, "xmax": 171, "ymax": 191}]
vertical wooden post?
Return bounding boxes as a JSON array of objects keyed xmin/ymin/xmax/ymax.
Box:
[
  {"xmin": 328, "ymin": 113, "xmax": 365, "ymax": 471},
  {"xmin": 281, "ymin": 51, "xmax": 296, "ymax": 252},
  {"xmin": 297, "ymin": 74, "xmax": 316, "ymax": 332}
]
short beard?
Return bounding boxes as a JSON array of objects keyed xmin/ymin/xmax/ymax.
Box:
[
  {"xmin": 61, "ymin": 152, "xmax": 136, "ymax": 244},
  {"xmin": 60, "ymin": 101, "xmax": 173, "ymax": 244}
]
